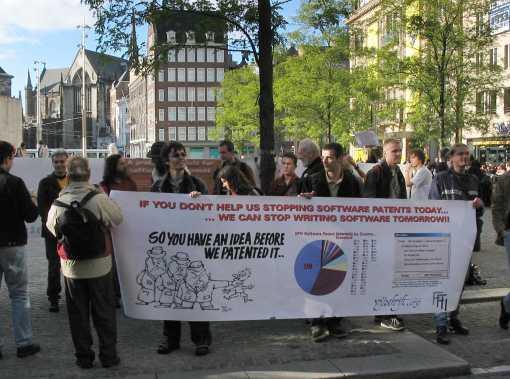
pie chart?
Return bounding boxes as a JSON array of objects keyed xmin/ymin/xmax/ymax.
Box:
[{"xmin": 294, "ymin": 240, "xmax": 348, "ymax": 295}]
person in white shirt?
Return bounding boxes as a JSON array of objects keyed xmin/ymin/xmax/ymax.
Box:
[{"xmin": 404, "ymin": 149, "xmax": 432, "ymax": 200}]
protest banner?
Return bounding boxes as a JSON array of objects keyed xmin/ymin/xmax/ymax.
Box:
[{"xmin": 110, "ymin": 192, "xmax": 476, "ymax": 321}]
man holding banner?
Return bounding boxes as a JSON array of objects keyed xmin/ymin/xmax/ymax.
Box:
[
  {"xmin": 152, "ymin": 142, "xmax": 211, "ymax": 357},
  {"xmin": 300, "ymin": 142, "xmax": 361, "ymax": 342},
  {"xmin": 429, "ymin": 143, "xmax": 481, "ymax": 344}
]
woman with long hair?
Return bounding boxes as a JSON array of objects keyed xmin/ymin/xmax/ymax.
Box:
[{"xmin": 217, "ymin": 165, "xmax": 262, "ymax": 196}]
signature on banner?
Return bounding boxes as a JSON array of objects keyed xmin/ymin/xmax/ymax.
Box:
[{"xmin": 372, "ymin": 294, "xmax": 422, "ymax": 312}]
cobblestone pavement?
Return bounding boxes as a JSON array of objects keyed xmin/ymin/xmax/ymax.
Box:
[{"xmin": 0, "ymin": 211, "xmax": 509, "ymax": 378}]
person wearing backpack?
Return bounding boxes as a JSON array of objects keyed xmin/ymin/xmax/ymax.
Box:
[
  {"xmin": 152, "ymin": 141, "xmax": 211, "ymax": 357},
  {"xmin": 0, "ymin": 140, "xmax": 41, "ymax": 359},
  {"xmin": 46, "ymin": 156, "xmax": 123, "ymax": 369}
]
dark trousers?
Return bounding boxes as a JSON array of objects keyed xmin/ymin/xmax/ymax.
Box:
[
  {"xmin": 111, "ymin": 252, "xmax": 121, "ymax": 300},
  {"xmin": 163, "ymin": 320, "xmax": 211, "ymax": 346},
  {"xmin": 64, "ymin": 271, "xmax": 117, "ymax": 363},
  {"xmin": 44, "ymin": 237, "xmax": 61, "ymax": 302}
]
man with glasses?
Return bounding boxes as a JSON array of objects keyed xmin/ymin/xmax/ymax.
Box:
[
  {"xmin": 429, "ymin": 143, "xmax": 482, "ymax": 344},
  {"xmin": 37, "ymin": 150, "xmax": 69, "ymax": 313},
  {"xmin": 152, "ymin": 142, "xmax": 211, "ymax": 357}
]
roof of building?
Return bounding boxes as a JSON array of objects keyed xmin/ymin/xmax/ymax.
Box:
[
  {"xmin": 84, "ymin": 49, "xmax": 128, "ymax": 81},
  {"xmin": 0, "ymin": 66, "xmax": 13, "ymax": 78},
  {"xmin": 39, "ymin": 68, "xmax": 68, "ymax": 93}
]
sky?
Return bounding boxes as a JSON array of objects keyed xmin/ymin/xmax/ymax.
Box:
[{"xmin": 0, "ymin": 0, "xmax": 301, "ymax": 104}]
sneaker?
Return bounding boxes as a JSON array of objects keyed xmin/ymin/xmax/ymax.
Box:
[
  {"xmin": 102, "ymin": 356, "xmax": 120, "ymax": 368},
  {"xmin": 436, "ymin": 326, "xmax": 450, "ymax": 345},
  {"xmin": 49, "ymin": 301, "xmax": 59, "ymax": 313},
  {"xmin": 311, "ymin": 325, "xmax": 329, "ymax": 342},
  {"xmin": 449, "ymin": 318, "xmax": 469, "ymax": 335},
  {"xmin": 195, "ymin": 345, "xmax": 210, "ymax": 356},
  {"xmin": 157, "ymin": 339, "xmax": 179, "ymax": 355},
  {"xmin": 380, "ymin": 317, "xmax": 405, "ymax": 331},
  {"xmin": 16, "ymin": 344, "xmax": 41, "ymax": 358},
  {"xmin": 499, "ymin": 299, "xmax": 510, "ymax": 330}
]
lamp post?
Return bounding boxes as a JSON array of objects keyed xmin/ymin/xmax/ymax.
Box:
[
  {"xmin": 34, "ymin": 60, "xmax": 46, "ymax": 145},
  {"xmin": 77, "ymin": 17, "xmax": 91, "ymax": 156}
]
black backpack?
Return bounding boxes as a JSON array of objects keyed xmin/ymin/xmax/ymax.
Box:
[{"xmin": 53, "ymin": 191, "xmax": 105, "ymax": 260}]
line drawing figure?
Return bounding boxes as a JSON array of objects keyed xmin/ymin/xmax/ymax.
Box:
[
  {"xmin": 135, "ymin": 246, "xmax": 255, "ymax": 310},
  {"xmin": 223, "ymin": 268, "xmax": 254, "ymax": 303}
]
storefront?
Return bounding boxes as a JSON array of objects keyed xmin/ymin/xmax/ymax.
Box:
[{"xmin": 467, "ymin": 136, "xmax": 510, "ymax": 163}]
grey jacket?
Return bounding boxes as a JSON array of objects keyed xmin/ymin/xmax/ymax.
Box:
[{"xmin": 492, "ymin": 172, "xmax": 510, "ymax": 234}]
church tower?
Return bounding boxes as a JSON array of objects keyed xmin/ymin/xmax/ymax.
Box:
[{"xmin": 25, "ymin": 70, "xmax": 36, "ymax": 118}]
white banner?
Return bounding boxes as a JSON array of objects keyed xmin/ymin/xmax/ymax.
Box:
[{"xmin": 110, "ymin": 191, "xmax": 475, "ymax": 321}]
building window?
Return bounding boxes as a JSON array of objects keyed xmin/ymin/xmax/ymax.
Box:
[
  {"xmin": 505, "ymin": 45, "xmax": 509, "ymax": 70},
  {"xmin": 187, "ymin": 68, "xmax": 195, "ymax": 82},
  {"xmin": 168, "ymin": 107, "xmax": 177, "ymax": 121},
  {"xmin": 178, "ymin": 107, "xmax": 187, "ymax": 121},
  {"xmin": 489, "ymin": 48, "xmax": 498, "ymax": 66},
  {"xmin": 207, "ymin": 48, "xmax": 216, "ymax": 62},
  {"xmin": 177, "ymin": 49, "xmax": 186, "ymax": 63},
  {"xmin": 158, "ymin": 89, "xmax": 165, "ymax": 102},
  {"xmin": 168, "ymin": 87, "xmax": 176, "ymax": 102},
  {"xmin": 477, "ymin": 91, "xmax": 498, "ymax": 114},
  {"xmin": 216, "ymin": 68, "xmax": 224, "ymax": 82},
  {"xmin": 188, "ymin": 87, "xmax": 196, "ymax": 102},
  {"xmin": 207, "ymin": 107, "xmax": 216, "ymax": 121},
  {"xmin": 187, "ymin": 48, "xmax": 195, "ymax": 62},
  {"xmin": 216, "ymin": 49, "xmax": 224, "ymax": 63},
  {"xmin": 159, "ymin": 128, "xmax": 165, "ymax": 141},
  {"xmin": 178, "ymin": 87, "xmax": 186, "ymax": 102},
  {"xmin": 186, "ymin": 31, "xmax": 195, "ymax": 44},
  {"xmin": 197, "ymin": 48, "xmax": 205, "ymax": 62},
  {"xmin": 197, "ymin": 88, "xmax": 205, "ymax": 102},
  {"xmin": 197, "ymin": 107, "xmax": 206, "ymax": 121},
  {"xmin": 197, "ymin": 68, "xmax": 205, "ymax": 82},
  {"xmin": 198, "ymin": 127, "xmax": 206, "ymax": 141},
  {"xmin": 178, "ymin": 127, "xmax": 187, "ymax": 141},
  {"xmin": 188, "ymin": 107, "xmax": 196, "ymax": 121},
  {"xmin": 158, "ymin": 108, "xmax": 165, "ymax": 121},
  {"xmin": 168, "ymin": 49, "xmax": 176, "ymax": 62},
  {"xmin": 158, "ymin": 70, "xmax": 165, "ymax": 82},
  {"xmin": 207, "ymin": 87, "xmax": 215, "ymax": 102},
  {"xmin": 169, "ymin": 127, "xmax": 177, "ymax": 140},
  {"xmin": 168, "ymin": 68, "xmax": 176, "ymax": 82},
  {"xmin": 188, "ymin": 127, "xmax": 197, "ymax": 141},
  {"xmin": 177, "ymin": 68, "xmax": 186, "ymax": 82},
  {"xmin": 166, "ymin": 30, "xmax": 176, "ymax": 43},
  {"xmin": 207, "ymin": 68, "xmax": 215, "ymax": 82},
  {"xmin": 504, "ymin": 88, "xmax": 510, "ymax": 113}
]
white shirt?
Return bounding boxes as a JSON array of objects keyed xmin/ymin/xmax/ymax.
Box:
[{"xmin": 410, "ymin": 166, "xmax": 432, "ymax": 200}]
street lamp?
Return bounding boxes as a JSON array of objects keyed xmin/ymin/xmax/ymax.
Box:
[
  {"xmin": 77, "ymin": 17, "xmax": 91, "ymax": 157},
  {"xmin": 34, "ymin": 60, "xmax": 46, "ymax": 145}
]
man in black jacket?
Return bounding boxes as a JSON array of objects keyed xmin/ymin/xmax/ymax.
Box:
[
  {"xmin": 0, "ymin": 140, "xmax": 41, "ymax": 359},
  {"xmin": 363, "ymin": 138, "xmax": 407, "ymax": 331},
  {"xmin": 429, "ymin": 143, "xmax": 480, "ymax": 344},
  {"xmin": 213, "ymin": 140, "xmax": 256, "ymax": 195},
  {"xmin": 152, "ymin": 142, "xmax": 212, "ymax": 357},
  {"xmin": 300, "ymin": 143, "xmax": 361, "ymax": 342},
  {"xmin": 37, "ymin": 150, "xmax": 68, "ymax": 312}
]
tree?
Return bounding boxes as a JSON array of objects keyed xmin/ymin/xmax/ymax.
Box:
[
  {"xmin": 83, "ymin": 0, "xmax": 288, "ymax": 193},
  {"xmin": 378, "ymin": 0, "xmax": 502, "ymax": 147}
]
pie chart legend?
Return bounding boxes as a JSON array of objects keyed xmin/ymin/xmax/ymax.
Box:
[{"xmin": 294, "ymin": 240, "xmax": 348, "ymax": 295}]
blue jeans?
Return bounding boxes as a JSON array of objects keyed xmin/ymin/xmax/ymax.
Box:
[
  {"xmin": 503, "ymin": 231, "xmax": 510, "ymax": 313},
  {"xmin": 0, "ymin": 246, "xmax": 33, "ymax": 349}
]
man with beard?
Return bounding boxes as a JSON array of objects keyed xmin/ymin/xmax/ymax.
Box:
[
  {"xmin": 300, "ymin": 143, "xmax": 361, "ymax": 342},
  {"xmin": 37, "ymin": 150, "xmax": 69, "ymax": 312},
  {"xmin": 152, "ymin": 142, "xmax": 211, "ymax": 357}
]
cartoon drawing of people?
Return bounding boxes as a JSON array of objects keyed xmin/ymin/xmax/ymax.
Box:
[
  {"xmin": 223, "ymin": 268, "xmax": 254, "ymax": 303},
  {"xmin": 136, "ymin": 246, "xmax": 167, "ymax": 304},
  {"xmin": 175, "ymin": 261, "xmax": 230, "ymax": 310},
  {"xmin": 157, "ymin": 252, "xmax": 190, "ymax": 307}
]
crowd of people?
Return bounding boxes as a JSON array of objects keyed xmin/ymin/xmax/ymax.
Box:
[{"xmin": 1, "ymin": 136, "xmax": 510, "ymax": 369}]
